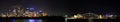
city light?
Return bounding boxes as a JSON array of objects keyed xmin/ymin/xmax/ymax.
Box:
[
  {"xmin": 66, "ymin": 13, "xmax": 117, "ymax": 19},
  {"xmin": 39, "ymin": 10, "xmax": 42, "ymax": 12},
  {"xmin": 76, "ymin": 14, "xmax": 83, "ymax": 17},
  {"xmin": 0, "ymin": 5, "xmax": 117, "ymax": 19},
  {"xmin": 98, "ymin": 15, "xmax": 105, "ymax": 19},
  {"xmin": 13, "ymin": 9, "xmax": 16, "ymax": 13},
  {"xmin": 1, "ymin": 15, "xmax": 6, "ymax": 17},
  {"xmin": 106, "ymin": 15, "xmax": 113, "ymax": 17},
  {"xmin": 73, "ymin": 15, "xmax": 78, "ymax": 18},
  {"xmin": 0, "ymin": 6, "xmax": 48, "ymax": 17},
  {"xmin": 42, "ymin": 12, "xmax": 47, "ymax": 16},
  {"xmin": 68, "ymin": 14, "xmax": 84, "ymax": 19},
  {"xmin": 29, "ymin": 8, "xmax": 34, "ymax": 10}
]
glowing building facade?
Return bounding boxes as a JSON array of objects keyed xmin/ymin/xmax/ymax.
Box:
[{"xmin": 0, "ymin": 5, "xmax": 47, "ymax": 17}]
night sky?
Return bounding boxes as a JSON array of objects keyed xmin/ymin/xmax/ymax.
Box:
[{"xmin": 0, "ymin": 0, "xmax": 120, "ymax": 16}]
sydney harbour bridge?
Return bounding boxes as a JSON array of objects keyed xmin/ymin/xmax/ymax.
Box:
[{"xmin": 65, "ymin": 13, "xmax": 116, "ymax": 19}]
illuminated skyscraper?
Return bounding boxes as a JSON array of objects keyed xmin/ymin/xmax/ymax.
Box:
[{"xmin": 10, "ymin": 5, "xmax": 25, "ymax": 17}]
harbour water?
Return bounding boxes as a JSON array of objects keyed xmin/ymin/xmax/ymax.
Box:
[{"xmin": 0, "ymin": 16, "xmax": 119, "ymax": 22}]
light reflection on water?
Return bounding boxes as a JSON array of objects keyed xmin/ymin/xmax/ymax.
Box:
[
  {"xmin": 0, "ymin": 19, "xmax": 114, "ymax": 22},
  {"xmin": 28, "ymin": 19, "xmax": 42, "ymax": 22},
  {"xmin": 11, "ymin": 19, "xmax": 43, "ymax": 22},
  {"xmin": 12, "ymin": 19, "xmax": 16, "ymax": 22}
]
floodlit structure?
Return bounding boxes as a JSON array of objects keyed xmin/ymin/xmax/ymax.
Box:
[
  {"xmin": 0, "ymin": 13, "xmax": 7, "ymax": 17},
  {"xmin": 97, "ymin": 15, "xmax": 106, "ymax": 19},
  {"xmin": 105, "ymin": 14, "xmax": 116, "ymax": 19},
  {"xmin": 67, "ymin": 14, "xmax": 85, "ymax": 19},
  {"xmin": 82, "ymin": 13, "xmax": 98, "ymax": 19}
]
